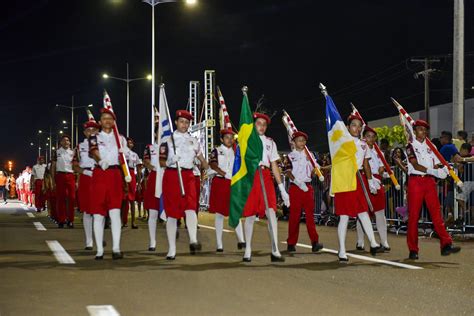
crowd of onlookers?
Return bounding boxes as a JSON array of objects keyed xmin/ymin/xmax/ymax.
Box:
[{"xmin": 0, "ymin": 170, "xmax": 17, "ymax": 203}]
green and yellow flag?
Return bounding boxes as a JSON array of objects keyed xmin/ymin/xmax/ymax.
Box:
[{"xmin": 229, "ymin": 88, "xmax": 263, "ymax": 228}]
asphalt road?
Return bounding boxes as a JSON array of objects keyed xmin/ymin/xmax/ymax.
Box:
[{"xmin": 1, "ymin": 199, "xmax": 473, "ymax": 316}]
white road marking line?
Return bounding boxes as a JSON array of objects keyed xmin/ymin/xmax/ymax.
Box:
[
  {"xmin": 26, "ymin": 212, "xmax": 35, "ymax": 218},
  {"xmin": 198, "ymin": 224, "xmax": 233, "ymax": 233},
  {"xmin": 46, "ymin": 240, "xmax": 75, "ymax": 264},
  {"xmin": 86, "ymin": 305, "xmax": 120, "ymax": 316},
  {"xmin": 282, "ymin": 242, "xmax": 423, "ymax": 270},
  {"xmin": 33, "ymin": 222, "xmax": 46, "ymax": 231}
]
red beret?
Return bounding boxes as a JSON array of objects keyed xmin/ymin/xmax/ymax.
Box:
[
  {"xmin": 347, "ymin": 114, "xmax": 362, "ymax": 124},
  {"xmin": 176, "ymin": 110, "xmax": 193, "ymax": 121},
  {"xmin": 363, "ymin": 126, "xmax": 377, "ymax": 135},
  {"xmin": 414, "ymin": 119, "xmax": 429, "ymax": 129},
  {"xmin": 83, "ymin": 121, "xmax": 100, "ymax": 129},
  {"xmin": 220, "ymin": 129, "xmax": 236, "ymax": 136},
  {"xmin": 292, "ymin": 131, "xmax": 308, "ymax": 141},
  {"xmin": 100, "ymin": 108, "xmax": 117, "ymax": 120},
  {"xmin": 253, "ymin": 112, "xmax": 271, "ymax": 124}
]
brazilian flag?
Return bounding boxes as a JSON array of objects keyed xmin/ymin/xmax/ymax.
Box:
[{"xmin": 229, "ymin": 90, "xmax": 263, "ymax": 228}]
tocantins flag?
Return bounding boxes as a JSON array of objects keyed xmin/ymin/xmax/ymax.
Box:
[{"xmin": 229, "ymin": 89, "xmax": 263, "ymax": 228}]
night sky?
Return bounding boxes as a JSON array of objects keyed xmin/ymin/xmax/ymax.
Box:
[{"xmin": 1, "ymin": 0, "xmax": 473, "ymax": 173}]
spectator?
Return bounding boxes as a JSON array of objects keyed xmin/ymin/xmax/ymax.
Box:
[
  {"xmin": 391, "ymin": 147, "xmax": 407, "ymax": 174},
  {"xmin": 0, "ymin": 171, "xmax": 7, "ymax": 203},
  {"xmin": 439, "ymin": 131, "xmax": 460, "ymax": 162},
  {"xmin": 431, "ymin": 137, "xmax": 442, "ymax": 151},
  {"xmin": 453, "ymin": 130, "xmax": 468, "ymax": 151},
  {"xmin": 455, "ymin": 143, "xmax": 474, "ymax": 218},
  {"xmin": 470, "ymin": 133, "xmax": 474, "ymax": 155},
  {"xmin": 379, "ymin": 138, "xmax": 391, "ymax": 163}
]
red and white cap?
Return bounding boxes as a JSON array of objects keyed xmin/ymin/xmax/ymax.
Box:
[
  {"xmin": 413, "ymin": 119, "xmax": 429, "ymax": 129},
  {"xmin": 175, "ymin": 110, "xmax": 193, "ymax": 121},
  {"xmin": 253, "ymin": 112, "xmax": 271, "ymax": 124},
  {"xmin": 363, "ymin": 126, "xmax": 377, "ymax": 135},
  {"xmin": 220, "ymin": 129, "xmax": 236, "ymax": 136},
  {"xmin": 291, "ymin": 131, "xmax": 308, "ymax": 141}
]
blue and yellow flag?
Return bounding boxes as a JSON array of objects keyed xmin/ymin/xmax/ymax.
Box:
[
  {"xmin": 325, "ymin": 95, "xmax": 358, "ymax": 193},
  {"xmin": 229, "ymin": 91, "xmax": 263, "ymax": 228}
]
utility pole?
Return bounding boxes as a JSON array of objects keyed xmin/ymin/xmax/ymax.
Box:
[
  {"xmin": 453, "ymin": 0, "xmax": 464, "ymax": 133},
  {"xmin": 411, "ymin": 58, "xmax": 440, "ymax": 126}
]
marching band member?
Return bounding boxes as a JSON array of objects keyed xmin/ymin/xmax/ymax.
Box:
[
  {"xmin": 121, "ymin": 137, "xmax": 140, "ymax": 229},
  {"xmin": 355, "ymin": 126, "xmax": 390, "ymax": 251},
  {"xmin": 143, "ymin": 142, "xmax": 161, "ymax": 251},
  {"xmin": 31, "ymin": 156, "xmax": 47, "ymax": 212},
  {"xmin": 406, "ymin": 120, "xmax": 461, "ymax": 259},
  {"xmin": 284, "ymin": 131, "xmax": 323, "ymax": 253},
  {"xmin": 160, "ymin": 110, "xmax": 209, "ymax": 260},
  {"xmin": 209, "ymin": 129, "xmax": 246, "ymax": 252}
]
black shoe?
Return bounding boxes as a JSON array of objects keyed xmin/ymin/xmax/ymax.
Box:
[
  {"xmin": 408, "ymin": 251, "xmax": 419, "ymax": 260},
  {"xmin": 338, "ymin": 256, "xmax": 349, "ymax": 263},
  {"xmin": 67, "ymin": 222, "xmax": 74, "ymax": 229},
  {"xmin": 216, "ymin": 248, "xmax": 224, "ymax": 253},
  {"xmin": 312, "ymin": 242, "xmax": 324, "ymax": 253},
  {"xmin": 166, "ymin": 255, "xmax": 175, "ymax": 260},
  {"xmin": 95, "ymin": 255, "xmax": 104, "ymax": 260},
  {"xmin": 84, "ymin": 246, "xmax": 93, "ymax": 251},
  {"xmin": 122, "ymin": 224, "xmax": 128, "ymax": 228},
  {"xmin": 383, "ymin": 246, "xmax": 391, "ymax": 252},
  {"xmin": 58, "ymin": 223, "xmax": 64, "ymax": 229},
  {"xmin": 103, "ymin": 241, "xmax": 107, "ymax": 247},
  {"xmin": 270, "ymin": 254, "xmax": 285, "ymax": 262},
  {"xmin": 370, "ymin": 246, "xmax": 384, "ymax": 256},
  {"xmin": 131, "ymin": 225, "xmax": 138, "ymax": 229},
  {"xmin": 355, "ymin": 243, "xmax": 365, "ymax": 251},
  {"xmin": 189, "ymin": 243, "xmax": 202, "ymax": 255},
  {"xmin": 441, "ymin": 244, "xmax": 461, "ymax": 256},
  {"xmin": 112, "ymin": 252, "xmax": 123, "ymax": 260},
  {"xmin": 148, "ymin": 247, "xmax": 156, "ymax": 252},
  {"xmin": 237, "ymin": 242, "xmax": 246, "ymax": 250},
  {"xmin": 287, "ymin": 244, "xmax": 296, "ymax": 252},
  {"xmin": 242, "ymin": 257, "xmax": 251, "ymax": 262},
  {"xmin": 176, "ymin": 230, "xmax": 180, "ymax": 239}
]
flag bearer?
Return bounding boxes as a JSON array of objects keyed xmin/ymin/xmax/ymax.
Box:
[
  {"xmin": 405, "ymin": 120, "xmax": 461, "ymax": 259},
  {"xmin": 241, "ymin": 112, "xmax": 289, "ymax": 263},
  {"xmin": 160, "ymin": 110, "xmax": 209, "ymax": 260},
  {"xmin": 89, "ymin": 107, "xmax": 129, "ymax": 260},
  {"xmin": 284, "ymin": 131, "xmax": 323, "ymax": 253},
  {"xmin": 335, "ymin": 115, "xmax": 384, "ymax": 263},
  {"xmin": 209, "ymin": 129, "xmax": 246, "ymax": 252},
  {"xmin": 355, "ymin": 126, "xmax": 390, "ymax": 251},
  {"xmin": 52, "ymin": 135, "xmax": 76, "ymax": 228},
  {"xmin": 73, "ymin": 113, "xmax": 100, "ymax": 251}
]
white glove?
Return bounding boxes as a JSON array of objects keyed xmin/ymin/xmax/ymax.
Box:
[
  {"xmin": 368, "ymin": 178, "xmax": 381, "ymax": 194},
  {"xmin": 427, "ymin": 167, "xmax": 448, "ymax": 179},
  {"xmin": 99, "ymin": 160, "xmax": 109, "ymax": 171},
  {"xmin": 83, "ymin": 169, "xmax": 93, "ymax": 177},
  {"xmin": 294, "ymin": 180, "xmax": 309, "ymax": 192},
  {"xmin": 382, "ymin": 172, "xmax": 389, "ymax": 179},
  {"xmin": 278, "ymin": 183, "xmax": 290, "ymax": 207},
  {"xmin": 225, "ymin": 172, "xmax": 232, "ymax": 180},
  {"xmin": 170, "ymin": 153, "xmax": 181, "ymax": 165}
]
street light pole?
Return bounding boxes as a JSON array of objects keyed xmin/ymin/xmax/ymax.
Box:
[{"xmin": 71, "ymin": 95, "xmax": 75, "ymax": 149}]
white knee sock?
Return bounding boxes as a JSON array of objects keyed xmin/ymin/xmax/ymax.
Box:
[
  {"xmin": 148, "ymin": 209, "xmax": 159, "ymax": 248},
  {"xmin": 358, "ymin": 212, "xmax": 379, "ymax": 248},
  {"xmin": 215, "ymin": 213, "xmax": 224, "ymax": 250},
  {"xmin": 375, "ymin": 210, "xmax": 389, "ymax": 247},
  {"xmin": 244, "ymin": 216, "xmax": 255, "ymax": 259},
  {"xmin": 166, "ymin": 217, "xmax": 177, "ymax": 257},
  {"xmin": 234, "ymin": 219, "xmax": 245, "ymax": 243},
  {"xmin": 83, "ymin": 213, "xmax": 93, "ymax": 248},
  {"xmin": 266, "ymin": 208, "xmax": 281, "ymax": 257},
  {"xmin": 93, "ymin": 214, "xmax": 105, "ymax": 256},
  {"xmin": 109, "ymin": 208, "xmax": 122, "ymax": 253},
  {"xmin": 185, "ymin": 210, "xmax": 198, "ymax": 244},
  {"xmin": 356, "ymin": 219, "xmax": 365, "ymax": 248},
  {"xmin": 338, "ymin": 215, "xmax": 349, "ymax": 259}
]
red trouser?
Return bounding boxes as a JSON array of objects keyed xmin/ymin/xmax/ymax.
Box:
[
  {"xmin": 55, "ymin": 172, "xmax": 76, "ymax": 224},
  {"xmin": 34, "ymin": 179, "xmax": 45, "ymax": 209},
  {"xmin": 287, "ymin": 184, "xmax": 319, "ymax": 245},
  {"xmin": 407, "ymin": 176, "xmax": 452, "ymax": 253},
  {"xmin": 195, "ymin": 176, "xmax": 200, "ymax": 213}
]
